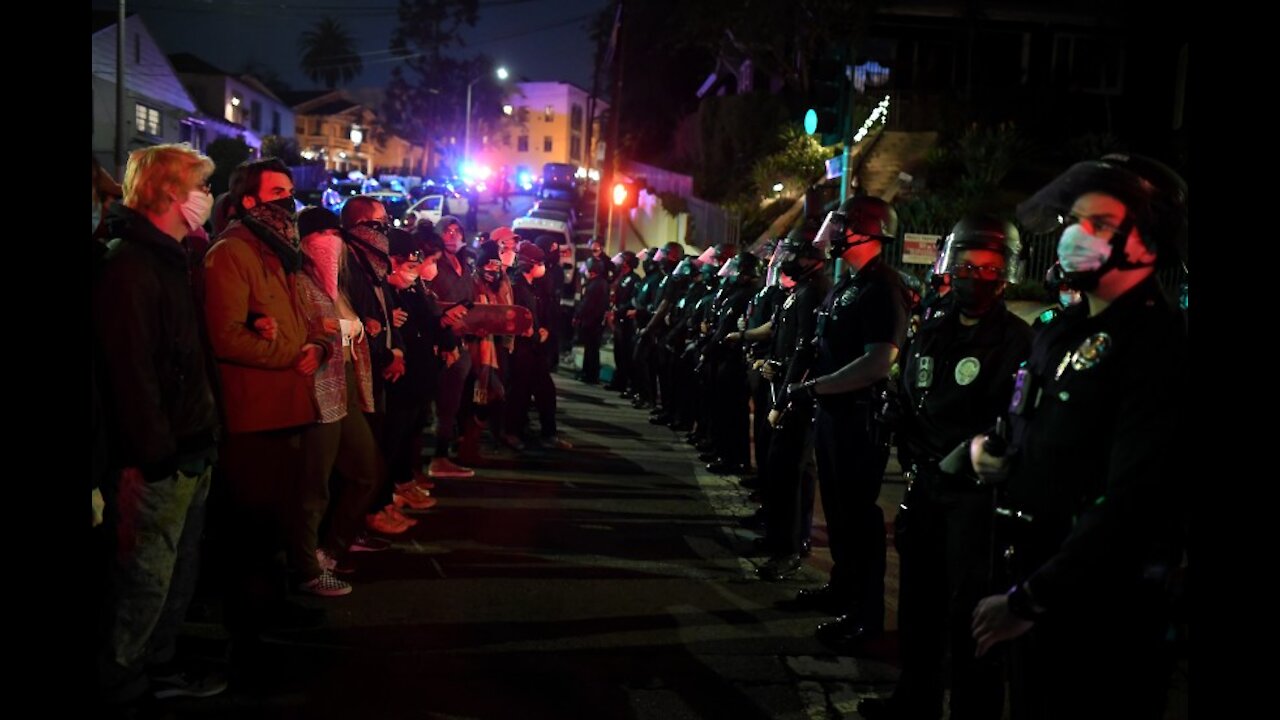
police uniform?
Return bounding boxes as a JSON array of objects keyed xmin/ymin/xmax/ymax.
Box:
[
  {"xmin": 607, "ymin": 267, "xmax": 640, "ymax": 392},
  {"xmin": 887, "ymin": 300, "xmax": 1031, "ymax": 719},
  {"xmin": 811, "ymin": 256, "xmax": 909, "ymax": 628},
  {"xmin": 999, "ymin": 276, "xmax": 1185, "ymax": 719},
  {"xmin": 759, "ymin": 271, "xmax": 828, "ymax": 565}
]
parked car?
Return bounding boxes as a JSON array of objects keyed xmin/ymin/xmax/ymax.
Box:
[{"xmin": 406, "ymin": 193, "xmax": 470, "ymax": 227}]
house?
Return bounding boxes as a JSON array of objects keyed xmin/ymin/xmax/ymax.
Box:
[
  {"xmin": 92, "ymin": 12, "xmax": 198, "ymax": 174},
  {"xmin": 170, "ymin": 52, "xmax": 296, "ymax": 153},
  {"xmin": 283, "ymin": 90, "xmax": 430, "ymax": 178}
]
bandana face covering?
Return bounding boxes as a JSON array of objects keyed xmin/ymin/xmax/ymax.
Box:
[{"xmin": 302, "ymin": 231, "xmax": 343, "ymax": 300}]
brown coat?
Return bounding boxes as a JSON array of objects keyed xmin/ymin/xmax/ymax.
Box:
[{"xmin": 203, "ymin": 222, "xmax": 323, "ymax": 433}]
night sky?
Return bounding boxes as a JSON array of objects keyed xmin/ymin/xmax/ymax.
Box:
[{"xmin": 92, "ymin": 0, "xmax": 606, "ymax": 94}]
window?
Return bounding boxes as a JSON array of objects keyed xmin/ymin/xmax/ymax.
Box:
[
  {"xmin": 518, "ymin": 107, "xmax": 529, "ymax": 124},
  {"xmin": 503, "ymin": 133, "xmax": 512, "ymax": 147},
  {"xmin": 570, "ymin": 137, "xmax": 581, "ymax": 161},
  {"xmin": 544, "ymin": 105, "xmax": 554, "ymax": 122},
  {"xmin": 135, "ymin": 103, "xmax": 161, "ymax": 137},
  {"xmin": 571, "ymin": 104, "xmax": 584, "ymax": 131},
  {"xmin": 314, "ymin": 118, "xmax": 323, "ymax": 135},
  {"xmin": 543, "ymin": 136, "xmax": 553, "ymax": 152},
  {"xmin": 251, "ymin": 100, "xmax": 262, "ymax": 131},
  {"xmin": 296, "ymin": 121, "xmax": 306, "ymax": 135},
  {"xmin": 518, "ymin": 136, "xmax": 529, "ymax": 152},
  {"xmin": 272, "ymin": 111, "xmax": 281, "ymax": 135}
]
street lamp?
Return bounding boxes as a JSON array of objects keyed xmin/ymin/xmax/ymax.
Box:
[{"xmin": 464, "ymin": 65, "xmax": 509, "ymax": 169}]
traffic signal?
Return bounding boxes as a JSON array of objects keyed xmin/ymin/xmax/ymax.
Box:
[
  {"xmin": 805, "ymin": 50, "xmax": 849, "ymax": 146},
  {"xmin": 612, "ymin": 181, "xmax": 631, "ymax": 207}
]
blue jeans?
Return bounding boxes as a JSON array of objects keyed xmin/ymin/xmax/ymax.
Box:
[{"xmin": 99, "ymin": 465, "xmax": 213, "ymax": 702}]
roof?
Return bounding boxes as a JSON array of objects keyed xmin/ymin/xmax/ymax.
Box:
[
  {"xmin": 168, "ymin": 52, "xmax": 227, "ymax": 76},
  {"xmin": 279, "ymin": 90, "xmax": 332, "ymax": 108},
  {"xmin": 300, "ymin": 99, "xmax": 363, "ymax": 117},
  {"xmin": 91, "ymin": 15, "xmax": 196, "ymax": 113}
]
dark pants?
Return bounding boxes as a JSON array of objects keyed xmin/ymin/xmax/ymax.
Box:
[
  {"xmin": 580, "ymin": 324, "xmax": 603, "ymax": 384},
  {"xmin": 385, "ymin": 400, "xmax": 430, "ymax": 486},
  {"xmin": 222, "ymin": 427, "xmax": 306, "ymax": 631},
  {"xmin": 301, "ymin": 366, "xmax": 384, "ymax": 572},
  {"xmin": 434, "ymin": 348, "xmax": 473, "ymax": 458},
  {"xmin": 632, "ymin": 334, "xmax": 657, "ymax": 405},
  {"xmin": 560, "ymin": 304, "xmax": 575, "ymax": 354},
  {"xmin": 611, "ymin": 318, "xmax": 635, "ymax": 389},
  {"xmin": 894, "ymin": 480, "xmax": 1003, "ymax": 719},
  {"xmin": 814, "ymin": 403, "xmax": 890, "ymax": 628},
  {"xmin": 711, "ymin": 353, "xmax": 750, "ymax": 466},
  {"xmin": 506, "ymin": 343, "xmax": 558, "ymax": 438},
  {"xmin": 750, "ymin": 370, "xmax": 774, "ymax": 471},
  {"xmin": 98, "ymin": 464, "xmax": 213, "ymax": 703},
  {"xmin": 763, "ymin": 409, "xmax": 818, "ymax": 556}
]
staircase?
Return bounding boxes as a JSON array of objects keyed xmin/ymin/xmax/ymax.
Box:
[{"xmin": 857, "ymin": 131, "xmax": 939, "ymax": 201}]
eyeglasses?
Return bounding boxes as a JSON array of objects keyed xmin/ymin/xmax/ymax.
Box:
[
  {"xmin": 357, "ymin": 219, "xmax": 389, "ymax": 234},
  {"xmin": 398, "ymin": 249, "xmax": 424, "ymax": 263},
  {"xmin": 952, "ymin": 263, "xmax": 1004, "ymax": 281}
]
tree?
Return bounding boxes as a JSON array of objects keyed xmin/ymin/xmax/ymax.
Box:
[
  {"xmin": 298, "ymin": 16, "xmax": 364, "ymax": 89},
  {"xmin": 206, "ymin": 137, "xmax": 254, "ymax": 197},
  {"xmin": 383, "ymin": 1, "xmax": 503, "ymax": 169},
  {"xmin": 260, "ymin": 135, "xmax": 306, "ymax": 167}
]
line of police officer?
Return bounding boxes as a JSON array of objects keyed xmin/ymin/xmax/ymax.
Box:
[{"xmin": 602, "ymin": 152, "xmax": 1185, "ymax": 720}]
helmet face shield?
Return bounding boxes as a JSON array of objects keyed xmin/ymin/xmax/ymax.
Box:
[
  {"xmin": 764, "ymin": 241, "xmax": 786, "ymax": 286},
  {"xmin": 717, "ymin": 256, "xmax": 738, "ymax": 280},
  {"xmin": 813, "ymin": 211, "xmax": 844, "ymax": 256},
  {"xmin": 695, "ymin": 246, "xmax": 719, "ymax": 268}
]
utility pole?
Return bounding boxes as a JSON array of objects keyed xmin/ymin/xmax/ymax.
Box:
[
  {"xmin": 115, "ymin": 0, "xmax": 127, "ymax": 176},
  {"xmin": 602, "ymin": 1, "xmax": 624, "ymax": 253}
]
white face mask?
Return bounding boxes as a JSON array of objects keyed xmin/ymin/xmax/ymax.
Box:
[
  {"xmin": 393, "ymin": 267, "xmax": 420, "ymax": 287},
  {"xmin": 420, "ymin": 260, "xmax": 440, "ymax": 282},
  {"xmin": 179, "ymin": 190, "xmax": 213, "ymax": 232},
  {"xmin": 1059, "ymin": 290, "xmax": 1082, "ymax": 308},
  {"xmin": 1057, "ymin": 224, "xmax": 1113, "ymax": 273}
]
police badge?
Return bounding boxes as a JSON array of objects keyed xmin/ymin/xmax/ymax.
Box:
[
  {"xmin": 1070, "ymin": 333, "xmax": 1112, "ymax": 371},
  {"xmin": 955, "ymin": 357, "xmax": 981, "ymax": 386}
]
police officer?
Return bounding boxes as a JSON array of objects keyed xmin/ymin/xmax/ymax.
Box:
[
  {"xmin": 780, "ymin": 196, "xmax": 910, "ymax": 651},
  {"xmin": 574, "ymin": 256, "xmax": 610, "ymax": 385},
  {"xmin": 703, "ymin": 252, "xmax": 763, "ymax": 475},
  {"xmin": 604, "ymin": 251, "xmax": 640, "ymax": 395},
  {"xmin": 628, "ymin": 247, "xmax": 663, "ymax": 408},
  {"xmin": 752, "ymin": 234, "xmax": 830, "ymax": 580},
  {"xmin": 859, "ymin": 216, "xmax": 1033, "ymax": 720},
  {"xmin": 968, "ymin": 155, "xmax": 1187, "ymax": 720}
]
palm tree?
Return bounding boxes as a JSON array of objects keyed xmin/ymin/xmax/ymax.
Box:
[{"xmin": 298, "ymin": 17, "xmax": 363, "ymax": 89}]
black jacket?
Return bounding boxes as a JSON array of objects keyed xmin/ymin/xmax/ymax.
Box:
[
  {"xmin": 576, "ymin": 275, "xmax": 609, "ymax": 328},
  {"xmin": 94, "ymin": 206, "xmax": 219, "ymax": 482}
]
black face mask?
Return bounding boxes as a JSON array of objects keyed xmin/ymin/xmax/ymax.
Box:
[
  {"xmin": 481, "ymin": 269, "xmax": 502, "ymax": 288},
  {"xmin": 950, "ymin": 278, "xmax": 1002, "ymax": 317},
  {"xmin": 266, "ymin": 196, "xmax": 297, "ymax": 220}
]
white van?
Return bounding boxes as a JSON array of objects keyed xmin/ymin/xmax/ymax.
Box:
[{"xmin": 512, "ymin": 215, "xmax": 575, "ymax": 265}]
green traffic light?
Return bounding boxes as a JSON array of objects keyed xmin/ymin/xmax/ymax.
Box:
[{"xmin": 804, "ymin": 109, "xmax": 818, "ymax": 135}]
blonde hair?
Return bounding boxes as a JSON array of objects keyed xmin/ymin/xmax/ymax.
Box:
[{"xmin": 122, "ymin": 143, "xmax": 214, "ymax": 215}]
